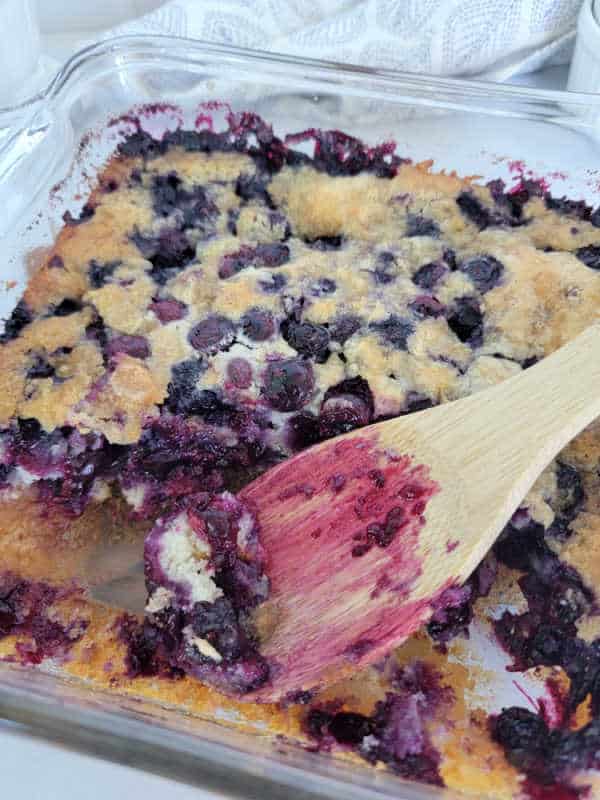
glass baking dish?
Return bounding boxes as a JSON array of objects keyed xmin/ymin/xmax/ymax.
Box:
[{"xmin": 1, "ymin": 34, "xmax": 600, "ymax": 800}]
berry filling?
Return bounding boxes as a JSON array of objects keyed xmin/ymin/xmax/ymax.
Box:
[
  {"xmin": 576, "ymin": 245, "xmax": 600, "ymax": 271},
  {"xmin": 460, "ymin": 255, "xmax": 504, "ymax": 293},
  {"xmin": 119, "ymin": 492, "xmax": 269, "ymax": 694},
  {"xmin": 132, "ymin": 228, "xmax": 197, "ymax": 286},
  {"xmin": 447, "ymin": 297, "xmax": 484, "ymax": 346},
  {"xmin": 0, "ymin": 572, "xmax": 87, "ymax": 665},
  {"xmin": 0, "ymin": 300, "xmax": 32, "ymax": 343},
  {"xmin": 3, "ymin": 109, "xmax": 600, "ymax": 796},
  {"xmin": 304, "ymin": 661, "xmax": 452, "ymax": 785},
  {"xmin": 369, "ymin": 316, "xmax": 414, "ymax": 350}
]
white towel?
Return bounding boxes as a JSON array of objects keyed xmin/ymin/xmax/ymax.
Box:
[{"xmin": 101, "ymin": 0, "xmax": 581, "ymax": 80}]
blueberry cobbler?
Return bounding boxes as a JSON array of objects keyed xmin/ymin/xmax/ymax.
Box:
[{"xmin": 2, "ymin": 110, "xmax": 600, "ymax": 798}]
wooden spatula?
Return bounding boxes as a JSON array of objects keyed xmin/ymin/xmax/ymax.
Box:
[{"xmin": 241, "ymin": 323, "xmax": 600, "ymax": 702}]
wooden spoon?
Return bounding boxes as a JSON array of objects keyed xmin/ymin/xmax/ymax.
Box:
[{"xmin": 241, "ymin": 323, "xmax": 600, "ymax": 702}]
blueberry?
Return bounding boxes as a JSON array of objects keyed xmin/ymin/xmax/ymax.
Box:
[
  {"xmin": 427, "ymin": 592, "xmax": 474, "ymax": 645},
  {"xmin": 106, "ymin": 335, "xmax": 150, "ymax": 360},
  {"xmin": 151, "ymin": 173, "xmax": 218, "ymax": 230},
  {"xmin": 235, "ymin": 173, "xmax": 273, "ymax": 206},
  {"xmin": 460, "ymin": 255, "xmax": 504, "ymax": 292},
  {"xmin": 0, "ymin": 300, "xmax": 32, "ymax": 343},
  {"xmin": 189, "ymin": 316, "xmax": 236, "ymax": 354},
  {"xmin": 329, "ymin": 712, "xmax": 373, "ymax": 745},
  {"xmin": 227, "ymin": 358, "xmax": 252, "ymax": 389},
  {"xmin": 132, "ymin": 229, "xmax": 196, "ymax": 285},
  {"xmin": 85, "ymin": 317, "xmax": 108, "ymax": 356},
  {"xmin": 489, "ymin": 179, "xmax": 543, "ymax": 222},
  {"xmin": 191, "ymin": 597, "xmax": 242, "ymax": 661},
  {"xmin": 492, "ymin": 708, "xmax": 551, "ymax": 779},
  {"xmin": 152, "ymin": 172, "xmax": 183, "ymax": 217},
  {"xmin": 281, "ymin": 319, "xmax": 330, "ymax": 362},
  {"xmin": 63, "ymin": 204, "xmax": 95, "ymax": 226},
  {"xmin": 241, "ymin": 308, "xmax": 275, "ymax": 341},
  {"xmin": 311, "ymin": 278, "xmax": 336, "ymax": 295},
  {"xmin": 52, "ymin": 298, "xmax": 82, "ymax": 317},
  {"xmin": 305, "ymin": 235, "xmax": 344, "ymax": 251},
  {"xmin": 456, "ymin": 192, "xmax": 491, "ymax": 230},
  {"xmin": 48, "ymin": 255, "xmax": 64, "ymax": 269},
  {"xmin": 553, "ymin": 462, "xmax": 585, "ymax": 523},
  {"xmin": 412, "ymin": 262, "xmax": 446, "ymax": 290},
  {"xmin": 163, "ymin": 129, "xmax": 233, "ymax": 153},
  {"xmin": 255, "ymin": 242, "xmax": 290, "ymax": 267},
  {"xmin": 323, "ymin": 376, "xmax": 374, "ymax": 417},
  {"xmin": 406, "ymin": 214, "xmax": 440, "ymax": 238},
  {"xmin": 447, "ymin": 297, "xmax": 483, "ymax": 346},
  {"xmin": 219, "ymin": 243, "xmax": 289, "ymax": 279},
  {"xmin": 26, "ymin": 355, "xmax": 55, "ymax": 380},
  {"xmin": 372, "ymin": 253, "xmax": 397, "ymax": 285},
  {"xmin": 369, "ymin": 315, "xmax": 413, "ymax": 350},
  {"xmin": 329, "ymin": 315, "xmax": 361, "ymax": 344},
  {"xmin": 259, "ymin": 273, "xmax": 287, "ymax": 293},
  {"xmin": 522, "ymin": 355, "xmax": 539, "ymax": 369},
  {"xmin": 591, "ymin": 208, "xmax": 600, "ymax": 228},
  {"xmin": 261, "ymin": 358, "xmax": 314, "ymax": 411},
  {"xmin": 404, "ymin": 392, "xmax": 434, "ymax": 414},
  {"xmin": 166, "ymin": 358, "xmax": 206, "ymax": 415},
  {"xmin": 373, "ymin": 507, "xmax": 404, "ymax": 547},
  {"xmin": 100, "ymin": 178, "xmax": 119, "ymax": 193},
  {"xmin": 373, "ymin": 268, "xmax": 395, "ymax": 285},
  {"xmin": 306, "ymin": 708, "xmax": 334, "ymax": 739},
  {"xmin": 527, "ymin": 624, "xmax": 568, "ymax": 665},
  {"xmin": 287, "ymin": 411, "xmax": 321, "ymax": 450},
  {"xmin": 118, "ymin": 131, "xmax": 165, "ymax": 160},
  {"xmin": 306, "ymin": 129, "xmax": 400, "ymax": 178},
  {"xmin": 576, "ymin": 245, "xmax": 600, "ymax": 270},
  {"xmin": 166, "ymin": 372, "xmax": 232, "ymax": 424},
  {"xmin": 219, "ymin": 246, "xmax": 256, "ymax": 279},
  {"xmin": 494, "ymin": 518, "xmax": 548, "ymax": 570},
  {"xmin": 443, "ymin": 248, "xmax": 458, "ymax": 270},
  {"xmin": 318, "ymin": 377, "xmax": 374, "ymax": 438},
  {"xmin": 149, "ymin": 297, "xmax": 187, "ymax": 324},
  {"xmin": 409, "ymin": 296, "xmax": 445, "ymax": 318},
  {"xmin": 487, "ymin": 178, "xmax": 507, "ymax": 203},
  {"xmin": 545, "ymin": 195, "xmax": 592, "ymax": 221},
  {"xmin": 88, "ymin": 260, "xmax": 120, "ymax": 289}
]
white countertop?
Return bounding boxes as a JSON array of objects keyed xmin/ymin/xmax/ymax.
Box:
[{"xmin": 0, "ymin": 2, "xmax": 572, "ymax": 797}]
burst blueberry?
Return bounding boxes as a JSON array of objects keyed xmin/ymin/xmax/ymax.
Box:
[
  {"xmin": 369, "ymin": 315, "xmax": 413, "ymax": 350},
  {"xmin": 460, "ymin": 255, "xmax": 504, "ymax": 292},
  {"xmin": 576, "ymin": 245, "xmax": 600, "ymax": 270},
  {"xmin": 406, "ymin": 214, "xmax": 440, "ymax": 238},
  {"xmin": 281, "ymin": 319, "xmax": 330, "ymax": 362},
  {"xmin": 241, "ymin": 309, "xmax": 275, "ymax": 341},
  {"xmin": 189, "ymin": 316, "xmax": 236, "ymax": 354},
  {"xmin": 447, "ymin": 297, "xmax": 483, "ymax": 346},
  {"xmin": 412, "ymin": 262, "xmax": 446, "ymax": 290},
  {"xmin": 261, "ymin": 358, "xmax": 314, "ymax": 411}
]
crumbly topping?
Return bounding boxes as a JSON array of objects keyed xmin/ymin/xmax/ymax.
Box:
[{"xmin": 1, "ymin": 116, "xmax": 600, "ymax": 798}]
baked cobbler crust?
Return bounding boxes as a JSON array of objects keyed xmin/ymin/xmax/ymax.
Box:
[{"xmin": 1, "ymin": 114, "xmax": 600, "ymax": 798}]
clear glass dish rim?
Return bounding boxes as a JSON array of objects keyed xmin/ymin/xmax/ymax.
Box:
[{"xmin": 3, "ymin": 32, "xmax": 600, "ymax": 124}]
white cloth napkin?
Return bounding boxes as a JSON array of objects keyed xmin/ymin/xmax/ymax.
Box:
[{"xmin": 101, "ymin": 0, "xmax": 581, "ymax": 80}]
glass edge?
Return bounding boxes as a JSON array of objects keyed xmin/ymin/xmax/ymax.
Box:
[
  {"xmin": 2, "ymin": 33, "xmax": 600, "ymax": 122},
  {"xmin": 0, "ymin": 664, "xmax": 452, "ymax": 800}
]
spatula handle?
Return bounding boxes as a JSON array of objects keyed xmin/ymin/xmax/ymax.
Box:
[{"xmin": 408, "ymin": 322, "xmax": 600, "ymax": 567}]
